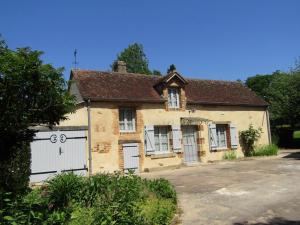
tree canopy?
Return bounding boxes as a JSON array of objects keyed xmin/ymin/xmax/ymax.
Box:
[
  {"xmin": 0, "ymin": 40, "xmax": 75, "ymax": 193},
  {"xmin": 245, "ymin": 65, "xmax": 300, "ymax": 128},
  {"xmin": 111, "ymin": 43, "xmax": 161, "ymax": 75}
]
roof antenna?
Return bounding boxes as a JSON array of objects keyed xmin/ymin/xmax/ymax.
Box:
[{"xmin": 73, "ymin": 48, "xmax": 79, "ymax": 69}]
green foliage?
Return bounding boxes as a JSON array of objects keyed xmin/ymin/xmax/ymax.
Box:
[
  {"xmin": 0, "ymin": 41, "xmax": 75, "ymax": 194},
  {"xmin": 0, "ymin": 143, "xmax": 31, "ymax": 194},
  {"xmin": 46, "ymin": 173, "xmax": 84, "ymax": 209},
  {"xmin": 240, "ymin": 124, "xmax": 262, "ymax": 156},
  {"xmin": 251, "ymin": 144, "xmax": 279, "ymax": 157},
  {"xmin": 223, "ymin": 150, "xmax": 237, "ymax": 160},
  {"xmin": 111, "ymin": 43, "xmax": 152, "ymax": 74},
  {"xmin": 140, "ymin": 198, "xmax": 176, "ymax": 225},
  {"xmin": 0, "ymin": 173, "xmax": 177, "ymax": 224},
  {"xmin": 145, "ymin": 178, "xmax": 177, "ymax": 204},
  {"xmin": 293, "ymin": 130, "xmax": 300, "ymax": 139},
  {"xmin": 152, "ymin": 69, "xmax": 162, "ymax": 76},
  {"xmin": 245, "ymin": 65, "xmax": 300, "ymax": 129},
  {"xmin": 167, "ymin": 64, "xmax": 176, "ymax": 73}
]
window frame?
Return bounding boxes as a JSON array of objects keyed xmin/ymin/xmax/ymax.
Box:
[
  {"xmin": 216, "ymin": 124, "xmax": 228, "ymax": 149},
  {"xmin": 168, "ymin": 88, "xmax": 180, "ymax": 109},
  {"xmin": 119, "ymin": 108, "xmax": 136, "ymax": 132},
  {"xmin": 154, "ymin": 126, "xmax": 170, "ymax": 154}
]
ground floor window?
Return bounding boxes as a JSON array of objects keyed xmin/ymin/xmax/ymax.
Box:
[
  {"xmin": 154, "ymin": 126, "xmax": 169, "ymax": 153},
  {"xmin": 216, "ymin": 124, "xmax": 227, "ymax": 148}
]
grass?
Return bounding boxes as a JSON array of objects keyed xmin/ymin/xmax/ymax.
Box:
[
  {"xmin": 223, "ymin": 150, "xmax": 237, "ymax": 160},
  {"xmin": 252, "ymin": 144, "xmax": 279, "ymax": 157},
  {"xmin": 293, "ymin": 130, "xmax": 300, "ymax": 139}
]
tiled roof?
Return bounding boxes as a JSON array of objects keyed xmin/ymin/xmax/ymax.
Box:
[{"xmin": 71, "ymin": 70, "xmax": 268, "ymax": 107}]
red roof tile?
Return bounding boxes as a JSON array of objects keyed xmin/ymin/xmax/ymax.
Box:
[{"xmin": 71, "ymin": 70, "xmax": 268, "ymax": 107}]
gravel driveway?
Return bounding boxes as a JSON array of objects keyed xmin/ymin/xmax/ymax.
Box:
[{"xmin": 142, "ymin": 150, "xmax": 300, "ymax": 225}]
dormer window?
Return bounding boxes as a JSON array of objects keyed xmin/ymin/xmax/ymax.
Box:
[{"xmin": 168, "ymin": 88, "xmax": 180, "ymax": 108}]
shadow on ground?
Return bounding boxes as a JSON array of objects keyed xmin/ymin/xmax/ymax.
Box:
[
  {"xmin": 282, "ymin": 150, "xmax": 300, "ymax": 160},
  {"xmin": 234, "ymin": 217, "xmax": 300, "ymax": 225}
]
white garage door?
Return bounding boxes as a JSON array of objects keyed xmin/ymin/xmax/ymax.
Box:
[{"xmin": 30, "ymin": 130, "xmax": 87, "ymax": 182}]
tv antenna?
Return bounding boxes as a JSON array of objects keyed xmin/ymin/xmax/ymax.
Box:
[{"xmin": 73, "ymin": 48, "xmax": 79, "ymax": 69}]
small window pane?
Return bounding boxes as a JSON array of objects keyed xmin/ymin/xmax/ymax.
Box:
[
  {"xmin": 154, "ymin": 126, "xmax": 169, "ymax": 153},
  {"xmin": 216, "ymin": 125, "xmax": 227, "ymax": 148},
  {"xmin": 119, "ymin": 108, "xmax": 135, "ymax": 132},
  {"xmin": 168, "ymin": 88, "xmax": 179, "ymax": 108}
]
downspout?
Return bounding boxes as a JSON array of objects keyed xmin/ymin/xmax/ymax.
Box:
[
  {"xmin": 266, "ymin": 108, "xmax": 272, "ymax": 144},
  {"xmin": 87, "ymin": 99, "xmax": 92, "ymax": 176}
]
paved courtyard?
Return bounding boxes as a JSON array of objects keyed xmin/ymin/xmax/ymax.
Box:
[{"xmin": 143, "ymin": 150, "xmax": 300, "ymax": 225}]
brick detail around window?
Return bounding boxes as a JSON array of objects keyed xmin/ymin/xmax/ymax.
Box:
[{"xmin": 93, "ymin": 142, "xmax": 111, "ymax": 153}]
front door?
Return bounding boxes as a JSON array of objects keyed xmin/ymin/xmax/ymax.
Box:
[
  {"xmin": 182, "ymin": 126, "xmax": 199, "ymax": 163},
  {"xmin": 123, "ymin": 143, "xmax": 140, "ymax": 173}
]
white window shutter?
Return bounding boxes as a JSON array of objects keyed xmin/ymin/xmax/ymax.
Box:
[
  {"xmin": 172, "ymin": 125, "xmax": 182, "ymax": 152},
  {"xmin": 144, "ymin": 125, "xmax": 155, "ymax": 155},
  {"xmin": 209, "ymin": 123, "xmax": 217, "ymax": 150},
  {"xmin": 230, "ymin": 123, "xmax": 238, "ymax": 149}
]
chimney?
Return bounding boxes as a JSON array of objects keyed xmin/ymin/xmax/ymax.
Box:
[{"xmin": 116, "ymin": 61, "xmax": 127, "ymax": 73}]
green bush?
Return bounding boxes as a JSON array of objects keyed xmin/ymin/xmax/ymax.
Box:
[
  {"xmin": 223, "ymin": 150, "xmax": 237, "ymax": 160},
  {"xmin": 145, "ymin": 178, "xmax": 177, "ymax": 204},
  {"xmin": 0, "ymin": 142, "xmax": 31, "ymax": 195},
  {"xmin": 252, "ymin": 144, "xmax": 279, "ymax": 156},
  {"xmin": 240, "ymin": 124, "xmax": 262, "ymax": 156},
  {"xmin": 47, "ymin": 172, "xmax": 84, "ymax": 209},
  {"xmin": 140, "ymin": 198, "xmax": 176, "ymax": 225},
  {"xmin": 0, "ymin": 173, "xmax": 178, "ymax": 224}
]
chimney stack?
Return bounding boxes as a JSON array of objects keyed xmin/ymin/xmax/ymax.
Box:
[{"xmin": 117, "ymin": 61, "xmax": 127, "ymax": 73}]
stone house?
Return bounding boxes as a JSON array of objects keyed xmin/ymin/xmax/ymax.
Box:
[{"xmin": 60, "ymin": 63, "xmax": 271, "ymax": 174}]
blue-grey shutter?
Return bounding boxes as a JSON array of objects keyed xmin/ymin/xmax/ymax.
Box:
[
  {"xmin": 209, "ymin": 123, "xmax": 217, "ymax": 150},
  {"xmin": 230, "ymin": 124, "xmax": 238, "ymax": 149},
  {"xmin": 144, "ymin": 125, "xmax": 155, "ymax": 155},
  {"xmin": 172, "ymin": 125, "xmax": 182, "ymax": 152}
]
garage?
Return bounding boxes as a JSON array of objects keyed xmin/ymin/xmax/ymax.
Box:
[{"xmin": 30, "ymin": 127, "xmax": 88, "ymax": 182}]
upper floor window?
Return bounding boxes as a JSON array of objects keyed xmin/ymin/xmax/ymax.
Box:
[
  {"xmin": 154, "ymin": 126, "xmax": 169, "ymax": 153},
  {"xmin": 119, "ymin": 108, "xmax": 135, "ymax": 132},
  {"xmin": 216, "ymin": 124, "xmax": 227, "ymax": 148},
  {"xmin": 168, "ymin": 88, "xmax": 180, "ymax": 108}
]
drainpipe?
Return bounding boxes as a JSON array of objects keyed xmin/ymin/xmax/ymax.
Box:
[
  {"xmin": 266, "ymin": 108, "xmax": 272, "ymax": 144},
  {"xmin": 87, "ymin": 99, "xmax": 92, "ymax": 176}
]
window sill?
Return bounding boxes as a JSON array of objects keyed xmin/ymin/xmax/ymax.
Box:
[
  {"xmin": 120, "ymin": 131, "xmax": 136, "ymax": 134},
  {"xmin": 151, "ymin": 153, "xmax": 176, "ymax": 159}
]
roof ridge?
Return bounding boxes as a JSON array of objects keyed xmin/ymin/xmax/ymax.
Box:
[{"xmin": 73, "ymin": 69, "xmax": 162, "ymax": 79}]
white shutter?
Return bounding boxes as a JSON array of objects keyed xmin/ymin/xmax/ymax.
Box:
[
  {"xmin": 209, "ymin": 123, "xmax": 218, "ymax": 150},
  {"xmin": 230, "ymin": 123, "xmax": 238, "ymax": 149},
  {"xmin": 144, "ymin": 125, "xmax": 155, "ymax": 155},
  {"xmin": 172, "ymin": 125, "xmax": 182, "ymax": 152}
]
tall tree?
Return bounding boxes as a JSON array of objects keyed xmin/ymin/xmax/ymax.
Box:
[
  {"xmin": 0, "ymin": 42, "xmax": 75, "ymax": 194},
  {"xmin": 167, "ymin": 64, "xmax": 176, "ymax": 73},
  {"xmin": 111, "ymin": 43, "xmax": 151, "ymax": 75}
]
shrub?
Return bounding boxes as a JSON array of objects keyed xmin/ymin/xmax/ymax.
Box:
[
  {"xmin": 252, "ymin": 144, "xmax": 279, "ymax": 156},
  {"xmin": 0, "ymin": 173, "xmax": 178, "ymax": 224},
  {"xmin": 145, "ymin": 178, "xmax": 177, "ymax": 204},
  {"xmin": 46, "ymin": 172, "xmax": 84, "ymax": 209},
  {"xmin": 140, "ymin": 197, "xmax": 176, "ymax": 225},
  {"xmin": 240, "ymin": 124, "xmax": 262, "ymax": 156},
  {"xmin": 223, "ymin": 150, "xmax": 237, "ymax": 160},
  {"xmin": 0, "ymin": 142, "xmax": 31, "ymax": 195}
]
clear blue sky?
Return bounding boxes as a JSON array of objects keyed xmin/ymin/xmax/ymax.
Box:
[{"xmin": 1, "ymin": 0, "xmax": 300, "ymax": 81}]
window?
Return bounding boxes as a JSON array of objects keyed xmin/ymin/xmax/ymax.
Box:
[
  {"xmin": 168, "ymin": 88, "xmax": 180, "ymax": 108},
  {"xmin": 154, "ymin": 126, "xmax": 169, "ymax": 153},
  {"xmin": 216, "ymin": 124, "xmax": 227, "ymax": 148},
  {"xmin": 119, "ymin": 108, "xmax": 135, "ymax": 132}
]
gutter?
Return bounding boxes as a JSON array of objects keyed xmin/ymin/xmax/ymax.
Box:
[
  {"xmin": 87, "ymin": 99, "xmax": 92, "ymax": 176},
  {"xmin": 266, "ymin": 108, "xmax": 272, "ymax": 144}
]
